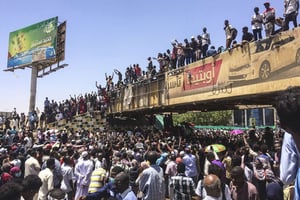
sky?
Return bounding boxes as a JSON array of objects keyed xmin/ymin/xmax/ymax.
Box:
[{"xmin": 0, "ymin": 0, "xmax": 286, "ymax": 114}]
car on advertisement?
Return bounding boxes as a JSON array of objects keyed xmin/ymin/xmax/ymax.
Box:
[{"xmin": 228, "ymin": 29, "xmax": 300, "ymax": 82}]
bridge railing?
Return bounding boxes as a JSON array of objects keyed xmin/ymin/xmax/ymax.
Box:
[{"xmin": 109, "ymin": 73, "xmax": 166, "ymax": 113}]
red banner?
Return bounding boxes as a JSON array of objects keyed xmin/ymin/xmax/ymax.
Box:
[{"xmin": 183, "ymin": 59, "xmax": 222, "ymax": 90}]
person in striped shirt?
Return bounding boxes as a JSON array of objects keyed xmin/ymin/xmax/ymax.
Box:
[
  {"xmin": 88, "ymin": 167, "xmax": 107, "ymax": 194},
  {"xmin": 169, "ymin": 162, "xmax": 195, "ymax": 200}
]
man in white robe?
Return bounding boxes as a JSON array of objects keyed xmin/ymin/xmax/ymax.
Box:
[{"xmin": 74, "ymin": 151, "xmax": 94, "ymax": 200}]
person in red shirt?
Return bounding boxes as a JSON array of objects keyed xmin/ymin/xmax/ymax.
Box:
[
  {"xmin": 263, "ymin": 2, "xmax": 276, "ymax": 37},
  {"xmin": 134, "ymin": 64, "xmax": 141, "ymax": 78}
]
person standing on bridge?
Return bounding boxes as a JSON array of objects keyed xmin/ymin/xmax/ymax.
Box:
[
  {"xmin": 263, "ymin": 2, "xmax": 276, "ymax": 37},
  {"xmin": 251, "ymin": 7, "xmax": 264, "ymax": 41},
  {"xmin": 114, "ymin": 69, "xmax": 123, "ymax": 86},
  {"xmin": 105, "ymin": 72, "xmax": 114, "ymax": 91},
  {"xmin": 283, "ymin": 0, "xmax": 299, "ymax": 31},
  {"xmin": 201, "ymin": 27, "xmax": 211, "ymax": 58},
  {"xmin": 170, "ymin": 41, "xmax": 178, "ymax": 69},
  {"xmin": 224, "ymin": 20, "xmax": 235, "ymax": 49}
]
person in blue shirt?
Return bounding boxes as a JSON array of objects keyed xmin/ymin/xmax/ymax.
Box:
[
  {"xmin": 182, "ymin": 147, "xmax": 198, "ymax": 185},
  {"xmin": 114, "ymin": 172, "xmax": 137, "ymax": 200},
  {"xmin": 274, "ymin": 87, "xmax": 300, "ymax": 200},
  {"xmin": 280, "ymin": 132, "xmax": 300, "ymax": 200},
  {"xmin": 206, "ymin": 46, "xmax": 217, "ymax": 57}
]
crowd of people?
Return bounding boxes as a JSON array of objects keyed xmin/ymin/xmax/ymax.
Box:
[
  {"xmin": 0, "ymin": 91, "xmax": 106, "ymax": 132},
  {"xmin": 0, "ymin": 89, "xmax": 299, "ymax": 200},
  {"xmin": 3, "ymin": 110, "xmax": 300, "ymax": 200},
  {"xmin": 0, "ymin": 117, "xmax": 292, "ymax": 200},
  {"xmin": 42, "ymin": 92, "xmax": 104, "ymax": 125}
]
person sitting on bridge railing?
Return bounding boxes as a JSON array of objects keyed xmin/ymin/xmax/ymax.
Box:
[
  {"xmin": 241, "ymin": 26, "xmax": 254, "ymax": 44},
  {"xmin": 206, "ymin": 46, "xmax": 217, "ymax": 57}
]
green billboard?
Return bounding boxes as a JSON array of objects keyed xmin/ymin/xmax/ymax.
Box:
[{"xmin": 7, "ymin": 17, "xmax": 58, "ymax": 68}]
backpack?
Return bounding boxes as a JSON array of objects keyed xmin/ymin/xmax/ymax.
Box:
[{"xmin": 231, "ymin": 28, "xmax": 238, "ymax": 40}]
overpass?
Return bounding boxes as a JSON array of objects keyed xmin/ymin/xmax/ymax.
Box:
[{"xmin": 106, "ymin": 28, "xmax": 300, "ymax": 118}]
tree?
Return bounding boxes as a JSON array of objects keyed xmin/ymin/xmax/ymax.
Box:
[{"xmin": 173, "ymin": 110, "xmax": 232, "ymax": 126}]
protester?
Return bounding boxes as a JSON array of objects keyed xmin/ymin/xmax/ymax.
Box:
[
  {"xmin": 21, "ymin": 174, "xmax": 43, "ymax": 200},
  {"xmin": 196, "ymin": 163, "xmax": 231, "ymax": 200},
  {"xmin": 230, "ymin": 166, "xmax": 258, "ymax": 200},
  {"xmin": 280, "ymin": 132, "xmax": 300, "ymax": 200},
  {"xmin": 38, "ymin": 158, "xmax": 55, "ymax": 200},
  {"xmin": 182, "ymin": 147, "xmax": 199, "ymax": 185},
  {"xmin": 169, "ymin": 162, "xmax": 195, "ymax": 200},
  {"xmin": 74, "ymin": 151, "xmax": 94, "ymax": 200},
  {"xmin": 88, "ymin": 165, "xmax": 107, "ymax": 194},
  {"xmin": 80, "ymin": 165, "xmax": 124, "ymax": 200},
  {"xmin": 203, "ymin": 174, "xmax": 222, "ymax": 200},
  {"xmin": 263, "ymin": 1, "xmax": 276, "ymax": 37},
  {"xmin": 241, "ymin": 26, "xmax": 254, "ymax": 43},
  {"xmin": 60, "ymin": 156, "xmax": 74, "ymax": 200},
  {"xmin": 114, "ymin": 171, "xmax": 137, "ymax": 200},
  {"xmin": 0, "ymin": 181, "xmax": 23, "ymax": 200},
  {"xmin": 283, "ymin": 0, "xmax": 299, "ymax": 31},
  {"xmin": 48, "ymin": 188, "xmax": 68, "ymax": 200},
  {"xmin": 24, "ymin": 150, "xmax": 41, "ymax": 177},
  {"xmin": 224, "ymin": 20, "xmax": 235, "ymax": 49},
  {"xmin": 201, "ymin": 27, "xmax": 211, "ymax": 58},
  {"xmin": 251, "ymin": 7, "xmax": 264, "ymax": 41},
  {"xmin": 206, "ymin": 46, "xmax": 217, "ymax": 57},
  {"xmin": 139, "ymin": 151, "xmax": 165, "ymax": 200}
]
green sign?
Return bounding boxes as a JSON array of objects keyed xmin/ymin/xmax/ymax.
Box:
[{"xmin": 7, "ymin": 17, "xmax": 58, "ymax": 68}]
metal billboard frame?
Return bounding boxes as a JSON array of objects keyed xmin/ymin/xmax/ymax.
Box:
[{"xmin": 4, "ymin": 17, "xmax": 68, "ymax": 114}]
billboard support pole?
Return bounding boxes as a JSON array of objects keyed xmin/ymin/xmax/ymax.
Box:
[{"xmin": 29, "ymin": 64, "xmax": 38, "ymax": 114}]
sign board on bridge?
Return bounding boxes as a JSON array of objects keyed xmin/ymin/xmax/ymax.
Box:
[{"xmin": 167, "ymin": 27, "xmax": 300, "ymax": 107}]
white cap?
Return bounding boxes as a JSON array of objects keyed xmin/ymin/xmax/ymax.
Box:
[{"xmin": 81, "ymin": 151, "xmax": 88, "ymax": 158}]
